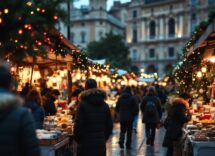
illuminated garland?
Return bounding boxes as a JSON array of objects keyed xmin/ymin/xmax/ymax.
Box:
[{"xmin": 173, "ymin": 11, "xmax": 215, "ymax": 100}]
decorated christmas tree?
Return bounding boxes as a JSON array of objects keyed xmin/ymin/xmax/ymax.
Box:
[{"xmin": 0, "ymin": 0, "xmax": 67, "ymax": 62}]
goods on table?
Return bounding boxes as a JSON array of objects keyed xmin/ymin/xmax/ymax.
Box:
[
  {"xmin": 36, "ymin": 129, "xmax": 68, "ymax": 146},
  {"xmin": 44, "ymin": 114, "xmax": 74, "ymax": 134}
]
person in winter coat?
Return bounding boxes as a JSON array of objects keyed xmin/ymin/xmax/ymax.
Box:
[
  {"xmin": 141, "ymin": 86, "xmax": 162, "ymax": 146},
  {"xmin": 25, "ymin": 89, "xmax": 45, "ymax": 129},
  {"xmin": 0, "ymin": 62, "xmax": 40, "ymax": 156},
  {"xmin": 163, "ymin": 93, "xmax": 191, "ymax": 156},
  {"xmin": 74, "ymin": 79, "xmax": 113, "ymax": 156},
  {"xmin": 116, "ymin": 86, "xmax": 139, "ymax": 149},
  {"xmin": 43, "ymin": 89, "xmax": 60, "ymax": 116}
]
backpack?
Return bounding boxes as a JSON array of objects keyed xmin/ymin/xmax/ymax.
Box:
[{"xmin": 144, "ymin": 100, "xmax": 157, "ymax": 117}]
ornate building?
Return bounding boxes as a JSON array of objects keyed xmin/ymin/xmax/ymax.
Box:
[
  {"xmin": 110, "ymin": 0, "xmax": 215, "ymax": 76},
  {"xmin": 69, "ymin": 0, "xmax": 125, "ymax": 48}
]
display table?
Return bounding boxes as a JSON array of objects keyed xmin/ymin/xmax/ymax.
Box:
[
  {"xmin": 187, "ymin": 136, "xmax": 215, "ymax": 156},
  {"xmin": 40, "ymin": 137, "xmax": 69, "ymax": 156}
]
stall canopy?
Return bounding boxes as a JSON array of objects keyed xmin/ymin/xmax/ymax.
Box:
[
  {"xmin": 188, "ymin": 19, "xmax": 215, "ymax": 57},
  {"xmin": 22, "ymin": 28, "xmax": 80, "ymax": 66}
]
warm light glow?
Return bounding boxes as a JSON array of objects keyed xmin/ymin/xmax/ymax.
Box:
[
  {"xmin": 18, "ymin": 29, "xmax": 23, "ymax": 35},
  {"xmin": 127, "ymin": 34, "xmax": 132, "ymax": 43},
  {"xmin": 52, "ymin": 77, "xmax": 57, "ymax": 83},
  {"xmin": 4, "ymin": 9, "xmax": 9, "ymax": 14},
  {"xmin": 197, "ymin": 71, "xmax": 202, "ymax": 78},
  {"xmin": 201, "ymin": 67, "xmax": 207, "ymax": 73},
  {"xmin": 209, "ymin": 57, "xmax": 215, "ymax": 63},
  {"xmin": 0, "ymin": 18, "xmax": 2, "ymax": 24},
  {"xmin": 26, "ymin": 2, "xmax": 33, "ymax": 6}
]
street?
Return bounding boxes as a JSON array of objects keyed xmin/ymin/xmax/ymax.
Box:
[{"xmin": 106, "ymin": 116, "xmax": 167, "ymax": 156}]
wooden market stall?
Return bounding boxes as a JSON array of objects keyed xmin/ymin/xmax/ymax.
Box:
[{"xmin": 183, "ymin": 18, "xmax": 215, "ymax": 156}]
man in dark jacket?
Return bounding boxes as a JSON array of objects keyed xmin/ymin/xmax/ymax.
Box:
[
  {"xmin": 141, "ymin": 86, "xmax": 162, "ymax": 146},
  {"xmin": 74, "ymin": 79, "xmax": 113, "ymax": 156},
  {"xmin": 116, "ymin": 86, "xmax": 139, "ymax": 149},
  {"xmin": 0, "ymin": 62, "xmax": 40, "ymax": 156}
]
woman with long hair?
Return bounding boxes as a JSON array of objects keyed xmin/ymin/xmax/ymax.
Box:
[{"xmin": 26, "ymin": 89, "xmax": 45, "ymax": 129}]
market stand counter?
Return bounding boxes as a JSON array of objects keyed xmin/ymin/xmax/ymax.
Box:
[{"xmin": 40, "ymin": 137, "xmax": 69, "ymax": 156}]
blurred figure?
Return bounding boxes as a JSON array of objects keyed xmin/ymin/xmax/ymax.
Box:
[
  {"xmin": 155, "ymin": 84, "xmax": 167, "ymax": 110},
  {"xmin": 20, "ymin": 82, "xmax": 30, "ymax": 98},
  {"xmin": 68, "ymin": 88, "xmax": 82, "ymax": 119},
  {"xmin": 74, "ymin": 79, "xmax": 113, "ymax": 156},
  {"xmin": 141, "ymin": 86, "xmax": 162, "ymax": 146},
  {"xmin": 0, "ymin": 62, "xmax": 40, "ymax": 156},
  {"xmin": 116, "ymin": 86, "xmax": 139, "ymax": 149},
  {"xmin": 131, "ymin": 87, "xmax": 141, "ymax": 133},
  {"xmin": 25, "ymin": 89, "xmax": 45, "ymax": 129},
  {"xmin": 163, "ymin": 93, "xmax": 191, "ymax": 156},
  {"xmin": 43, "ymin": 89, "xmax": 60, "ymax": 116}
]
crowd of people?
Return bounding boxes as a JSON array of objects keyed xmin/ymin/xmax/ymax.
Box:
[{"xmin": 0, "ymin": 61, "xmax": 191, "ymax": 156}]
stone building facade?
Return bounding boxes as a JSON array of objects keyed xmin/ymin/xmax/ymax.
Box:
[
  {"xmin": 68, "ymin": 0, "xmax": 215, "ymax": 76},
  {"xmin": 69, "ymin": 0, "xmax": 125, "ymax": 48},
  {"xmin": 112, "ymin": 0, "xmax": 215, "ymax": 76}
]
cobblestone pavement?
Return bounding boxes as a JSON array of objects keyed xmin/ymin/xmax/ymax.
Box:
[{"xmin": 106, "ymin": 116, "xmax": 167, "ymax": 156}]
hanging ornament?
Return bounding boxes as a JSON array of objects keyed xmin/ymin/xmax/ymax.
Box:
[
  {"xmin": 18, "ymin": 16, "xmax": 22, "ymax": 21},
  {"xmin": 53, "ymin": 15, "xmax": 58, "ymax": 21},
  {"xmin": 18, "ymin": 29, "xmax": 23, "ymax": 35}
]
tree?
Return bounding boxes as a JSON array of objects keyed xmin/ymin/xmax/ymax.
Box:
[
  {"xmin": 87, "ymin": 32, "xmax": 131, "ymax": 69},
  {"xmin": 0, "ymin": 0, "xmax": 67, "ymax": 62}
]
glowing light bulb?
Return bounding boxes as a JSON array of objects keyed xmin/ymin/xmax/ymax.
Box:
[
  {"xmin": 201, "ymin": 67, "xmax": 207, "ymax": 73},
  {"xmin": 4, "ymin": 9, "xmax": 9, "ymax": 14}
]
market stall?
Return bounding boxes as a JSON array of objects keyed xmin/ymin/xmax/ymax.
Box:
[{"xmin": 174, "ymin": 13, "xmax": 215, "ymax": 156}]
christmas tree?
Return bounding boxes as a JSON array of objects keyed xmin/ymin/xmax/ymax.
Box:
[{"xmin": 0, "ymin": 0, "xmax": 67, "ymax": 62}]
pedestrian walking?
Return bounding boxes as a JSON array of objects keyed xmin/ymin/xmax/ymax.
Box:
[
  {"xmin": 141, "ymin": 86, "xmax": 162, "ymax": 146},
  {"xmin": 116, "ymin": 86, "xmax": 139, "ymax": 149},
  {"xmin": 163, "ymin": 93, "xmax": 191, "ymax": 156},
  {"xmin": 0, "ymin": 62, "xmax": 40, "ymax": 156},
  {"xmin": 25, "ymin": 89, "xmax": 45, "ymax": 129},
  {"xmin": 131, "ymin": 87, "xmax": 141, "ymax": 133},
  {"xmin": 74, "ymin": 79, "xmax": 113, "ymax": 156}
]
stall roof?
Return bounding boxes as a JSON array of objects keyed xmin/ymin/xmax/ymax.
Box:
[
  {"xmin": 22, "ymin": 29, "xmax": 80, "ymax": 65},
  {"xmin": 188, "ymin": 19, "xmax": 215, "ymax": 56}
]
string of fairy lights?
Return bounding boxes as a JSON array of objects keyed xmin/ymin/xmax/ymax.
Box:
[{"xmin": 173, "ymin": 10, "xmax": 215, "ymax": 100}]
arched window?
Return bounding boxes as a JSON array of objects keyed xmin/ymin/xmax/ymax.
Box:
[
  {"xmin": 149, "ymin": 21, "xmax": 156, "ymax": 38},
  {"xmin": 99, "ymin": 31, "xmax": 103, "ymax": 39},
  {"xmin": 168, "ymin": 18, "xmax": 175, "ymax": 37}
]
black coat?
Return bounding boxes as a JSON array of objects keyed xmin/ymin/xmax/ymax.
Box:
[
  {"xmin": 163, "ymin": 98, "xmax": 191, "ymax": 147},
  {"xmin": 74, "ymin": 89, "xmax": 113, "ymax": 156},
  {"xmin": 25, "ymin": 101, "xmax": 45, "ymax": 129},
  {"xmin": 116, "ymin": 92, "xmax": 139, "ymax": 122},
  {"xmin": 0, "ymin": 89, "xmax": 40, "ymax": 156},
  {"xmin": 141, "ymin": 95, "xmax": 162, "ymax": 123},
  {"xmin": 43, "ymin": 95, "xmax": 57, "ymax": 116}
]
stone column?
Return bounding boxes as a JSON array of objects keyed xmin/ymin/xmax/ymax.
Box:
[
  {"xmin": 187, "ymin": 14, "xmax": 191, "ymax": 37},
  {"xmin": 179, "ymin": 15, "xmax": 183, "ymax": 38},
  {"xmin": 165, "ymin": 17, "xmax": 168, "ymax": 39},
  {"xmin": 145, "ymin": 20, "xmax": 149, "ymax": 41},
  {"xmin": 159, "ymin": 17, "xmax": 164, "ymax": 39},
  {"xmin": 141, "ymin": 20, "xmax": 145, "ymax": 41}
]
